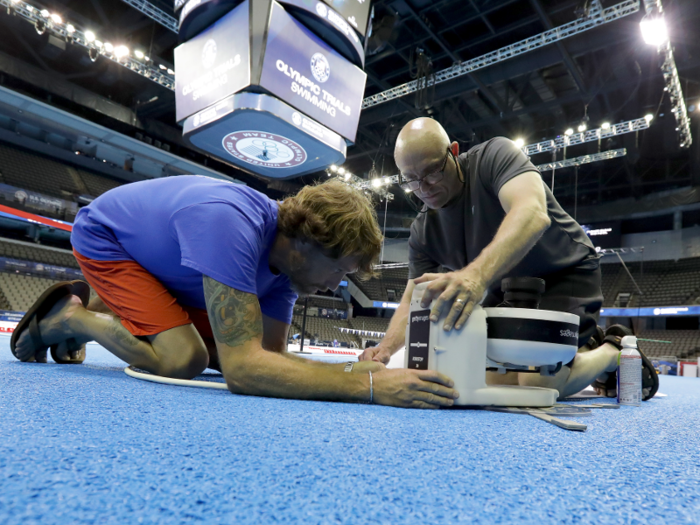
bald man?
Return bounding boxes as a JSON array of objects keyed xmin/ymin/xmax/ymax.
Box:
[{"xmin": 360, "ymin": 118, "xmax": 659, "ymax": 401}]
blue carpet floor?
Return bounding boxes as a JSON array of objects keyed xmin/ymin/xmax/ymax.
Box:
[{"xmin": 1, "ymin": 334, "xmax": 699, "ymax": 524}]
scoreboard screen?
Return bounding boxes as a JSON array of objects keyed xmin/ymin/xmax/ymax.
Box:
[{"xmin": 581, "ymin": 220, "xmax": 621, "ymax": 250}]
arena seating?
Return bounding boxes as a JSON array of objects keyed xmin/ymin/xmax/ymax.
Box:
[
  {"xmin": 348, "ymin": 266, "xmax": 408, "ymax": 302},
  {"xmin": 348, "ymin": 316, "xmax": 390, "ymax": 334},
  {"xmin": 290, "ymin": 315, "xmax": 359, "ymax": 346},
  {"xmin": 0, "ymin": 238, "xmax": 80, "ymax": 268},
  {"xmin": 601, "ymin": 257, "xmax": 700, "ymax": 307},
  {"xmin": 0, "ymin": 143, "xmax": 82, "ymax": 198},
  {"xmin": 638, "ymin": 330, "xmax": 700, "ymax": 360},
  {"xmin": 0, "ymin": 141, "xmax": 125, "ymax": 204},
  {"xmin": 77, "ymin": 169, "xmax": 124, "ymax": 197},
  {"xmin": 295, "ymin": 296, "xmax": 347, "ymax": 311}
]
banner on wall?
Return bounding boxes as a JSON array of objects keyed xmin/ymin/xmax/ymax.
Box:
[{"xmin": 0, "ymin": 257, "xmax": 83, "ymax": 280}]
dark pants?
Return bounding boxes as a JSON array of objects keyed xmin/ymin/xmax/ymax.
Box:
[{"xmin": 482, "ymin": 265, "xmax": 603, "ymax": 349}]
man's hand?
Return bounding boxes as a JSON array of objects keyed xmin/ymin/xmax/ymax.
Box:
[
  {"xmin": 414, "ymin": 267, "xmax": 487, "ymax": 331},
  {"xmin": 372, "ymin": 368, "xmax": 459, "ymax": 409},
  {"xmin": 358, "ymin": 344, "xmax": 393, "ymax": 364}
]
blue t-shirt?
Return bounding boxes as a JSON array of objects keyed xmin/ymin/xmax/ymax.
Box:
[{"xmin": 71, "ymin": 176, "xmax": 297, "ymax": 324}]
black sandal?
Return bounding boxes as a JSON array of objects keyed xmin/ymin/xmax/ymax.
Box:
[{"xmin": 10, "ymin": 280, "xmax": 90, "ymax": 363}]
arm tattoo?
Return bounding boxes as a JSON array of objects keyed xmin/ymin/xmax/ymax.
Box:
[{"xmin": 203, "ymin": 276, "xmax": 263, "ymax": 347}]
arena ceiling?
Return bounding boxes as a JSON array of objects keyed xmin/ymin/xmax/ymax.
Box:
[{"xmin": 0, "ymin": 0, "xmax": 698, "ymax": 224}]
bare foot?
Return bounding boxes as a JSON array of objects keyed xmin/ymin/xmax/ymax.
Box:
[{"xmin": 14, "ymin": 295, "xmax": 87, "ymax": 362}]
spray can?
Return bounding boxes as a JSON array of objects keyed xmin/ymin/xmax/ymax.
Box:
[{"xmin": 617, "ymin": 335, "xmax": 642, "ymax": 406}]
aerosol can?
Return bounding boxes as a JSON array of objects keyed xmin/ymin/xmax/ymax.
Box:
[{"xmin": 617, "ymin": 335, "xmax": 642, "ymax": 406}]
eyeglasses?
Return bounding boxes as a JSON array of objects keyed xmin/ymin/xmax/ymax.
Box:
[{"xmin": 399, "ymin": 148, "xmax": 452, "ymax": 192}]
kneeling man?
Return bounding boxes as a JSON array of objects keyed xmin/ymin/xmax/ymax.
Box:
[
  {"xmin": 360, "ymin": 118, "xmax": 658, "ymax": 400},
  {"xmin": 12, "ymin": 176, "xmax": 458, "ymax": 409}
]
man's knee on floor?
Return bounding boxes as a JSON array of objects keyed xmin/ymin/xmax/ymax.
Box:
[{"xmin": 152, "ymin": 340, "xmax": 209, "ymax": 379}]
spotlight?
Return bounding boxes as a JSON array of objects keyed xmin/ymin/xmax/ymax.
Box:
[
  {"xmin": 645, "ymin": 114, "xmax": 654, "ymax": 122},
  {"xmin": 564, "ymin": 128, "xmax": 574, "ymax": 136},
  {"xmin": 103, "ymin": 42, "xmax": 113, "ymax": 54},
  {"xmin": 85, "ymin": 30, "xmax": 95, "ymax": 42},
  {"xmin": 344, "ymin": 172, "xmax": 352, "ymax": 181},
  {"xmin": 371, "ymin": 178, "xmax": 381, "ymax": 188},
  {"xmin": 94, "ymin": 40, "xmax": 103, "ymax": 48},
  {"xmin": 134, "ymin": 50, "xmax": 145, "ymax": 59},
  {"xmin": 34, "ymin": 20, "xmax": 46, "ymax": 35},
  {"xmin": 640, "ymin": 15, "xmax": 668, "ymax": 46},
  {"xmin": 329, "ymin": 164, "xmax": 338, "ymax": 172},
  {"xmin": 114, "ymin": 45, "xmax": 129, "ymax": 59},
  {"xmin": 158, "ymin": 64, "xmax": 167, "ymax": 70},
  {"xmin": 88, "ymin": 47, "xmax": 99, "ymax": 62},
  {"xmin": 66, "ymin": 24, "xmax": 75, "ymax": 33},
  {"xmin": 337, "ymin": 167, "xmax": 345, "ymax": 175},
  {"xmin": 513, "ymin": 138, "xmax": 525, "ymax": 148},
  {"xmin": 167, "ymin": 68, "xmax": 174, "ymax": 75},
  {"xmin": 39, "ymin": 8, "xmax": 48, "ymax": 17},
  {"xmin": 578, "ymin": 123, "xmax": 587, "ymax": 132},
  {"xmin": 601, "ymin": 122, "xmax": 611, "ymax": 130},
  {"xmin": 50, "ymin": 13, "xmax": 62, "ymax": 24}
]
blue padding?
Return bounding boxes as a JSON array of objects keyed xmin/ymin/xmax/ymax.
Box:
[{"xmin": 1, "ymin": 335, "xmax": 698, "ymax": 523}]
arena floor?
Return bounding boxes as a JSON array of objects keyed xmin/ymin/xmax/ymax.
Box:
[{"xmin": 1, "ymin": 335, "xmax": 699, "ymax": 524}]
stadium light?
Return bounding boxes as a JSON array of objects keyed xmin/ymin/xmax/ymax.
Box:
[
  {"xmin": 640, "ymin": 14, "xmax": 668, "ymax": 46},
  {"xmin": 329, "ymin": 164, "xmax": 338, "ymax": 172},
  {"xmin": 50, "ymin": 13, "xmax": 62, "ymax": 24},
  {"xmin": 565, "ymin": 128, "xmax": 574, "ymax": 136},
  {"xmin": 344, "ymin": 172, "xmax": 352, "ymax": 181},
  {"xmin": 103, "ymin": 42, "xmax": 114, "ymax": 53},
  {"xmin": 39, "ymin": 8, "xmax": 48, "ymax": 17},
  {"xmin": 114, "ymin": 46, "xmax": 130, "ymax": 59},
  {"xmin": 134, "ymin": 49, "xmax": 145, "ymax": 59},
  {"xmin": 66, "ymin": 24, "xmax": 75, "ymax": 33},
  {"xmin": 404, "ymin": 187, "xmax": 412, "ymax": 193},
  {"xmin": 645, "ymin": 113, "xmax": 654, "ymax": 122},
  {"xmin": 158, "ymin": 64, "xmax": 167, "ymax": 70},
  {"xmin": 167, "ymin": 68, "xmax": 174, "ymax": 75},
  {"xmin": 337, "ymin": 167, "xmax": 345, "ymax": 175},
  {"xmin": 513, "ymin": 138, "xmax": 525, "ymax": 148},
  {"xmin": 601, "ymin": 122, "xmax": 611, "ymax": 129},
  {"xmin": 85, "ymin": 30, "xmax": 95, "ymax": 42},
  {"xmin": 371, "ymin": 178, "xmax": 381, "ymax": 188},
  {"xmin": 578, "ymin": 123, "xmax": 587, "ymax": 132}
]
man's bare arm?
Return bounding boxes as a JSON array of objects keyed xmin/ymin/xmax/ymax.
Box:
[
  {"xmin": 204, "ymin": 275, "xmax": 370, "ymax": 400},
  {"xmin": 203, "ymin": 276, "xmax": 457, "ymax": 407},
  {"xmin": 416, "ymin": 171, "xmax": 551, "ymax": 331}
]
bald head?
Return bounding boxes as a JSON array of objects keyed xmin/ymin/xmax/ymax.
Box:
[{"xmin": 395, "ymin": 118, "xmax": 451, "ymax": 174}]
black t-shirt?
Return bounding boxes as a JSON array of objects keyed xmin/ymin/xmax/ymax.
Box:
[{"xmin": 408, "ymin": 137, "xmax": 598, "ymax": 292}]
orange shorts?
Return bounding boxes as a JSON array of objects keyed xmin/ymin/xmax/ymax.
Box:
[{"xmin": 73, "ymin": 249, "xmax": 213, "ymax": 340}]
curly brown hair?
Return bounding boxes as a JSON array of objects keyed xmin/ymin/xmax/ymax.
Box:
[{"xmin": 277, "ymin": 179, "xmax": 383, "ymax": 279}]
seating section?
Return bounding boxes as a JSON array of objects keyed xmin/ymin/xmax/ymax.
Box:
[
  {"xmin": 601, "ymin": 257, "xmax": 700, "ymax": 307},
  {"xmin": 0, "ymin": 272, "xmax": 97, "ymax": 312},
  {"xmin": 291, "ymin": 315, "xmax": 358, "ymax": 346},
  {"xmin": 0, "ymin": 142, "xmax": 82, "ymax": 198},
  {"xmin": 296, "ymin": 296, "xmax": 347, "ymax": 311},
  {"xmin": 0, "ymin": 141, "xmax": 126, "ymax": 207},
  {"xmin": 637, "ymin": 330, "xmax": 700, "ymax": 360},
  {"xmin": 77, "ymin": 169, "xmax": 124, "ymax": 197},
  {"xmin": 0, "ymin": 238, "xmax": 80, "ymax": 268},
  {"xmin": 348, "ymin": 316, "xmax": 390, "ymax": 334},
  {"xmin": 349, "ymin": 266, "xmax": 408, "ymax": 302}
]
